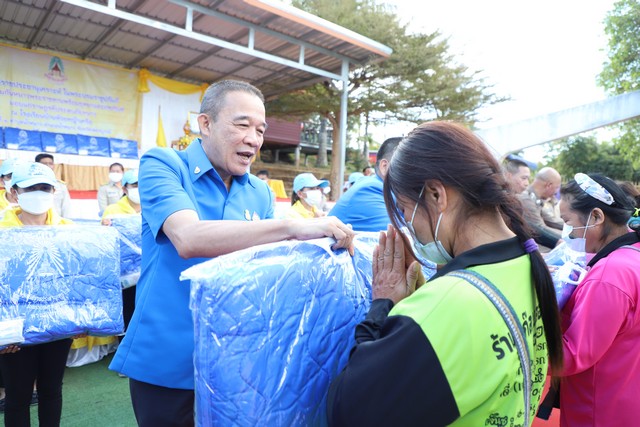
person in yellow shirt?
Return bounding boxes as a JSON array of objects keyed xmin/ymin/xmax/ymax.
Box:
[
  {"xmin": 286, "ymin": 172, "xmax": 329, "ymax": 219},
  {"xmin": 68, "ymin": 169, "xmax": 141, "ymax": 369},
  {"xmin": 100, "ymin": 169, "xmax": 141, "ymax": 373},
  {"xmin": 0, "ymin": 158, "xmax": 19, "ymax": 212},
  {"xmin": 0, "ymin": 162, "xmax": 75, "ymax": 427},
  {"xmin": 101, "ymin": 169, "xmax": 140, "ymax": 226},
  {"xmin": 67, "ymin": 171, "xmax": 141, "ymax": 369}
]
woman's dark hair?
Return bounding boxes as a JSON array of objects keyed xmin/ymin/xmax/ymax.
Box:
[
  {"xmin": 617, "ymin": 181, "xmax": 640, "ymax": 207},
  {"xmin": 382, "ymin": 121, "xmax": 563, "ymax": 373},
  {"xmin": 561, "ymin": 174, "xmax": 635, "ymax": 225},
  {"xmin": 291, "ymin": 190, "xmax": 301, "ymax": 206}
]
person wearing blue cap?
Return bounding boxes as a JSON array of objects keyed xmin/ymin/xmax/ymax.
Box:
[
  {"xmin": 1, "ymin": 162, "xmax": 71, "ymax": 227},
  {"xmin": 0, "ymin": 162, "xmax": 74, "ymax": 427},
  {"xmin": 287, "ymin": 172, "xmax": 330, "ymax": 219},
  {"xmin": 0, "ymin": 159, "xmax": 19, "ymax": 210},
  {"xmin": 101, "ymin": 169, "xmax": 140, "ymax": 226},
  {"xmin": 342, "ymin": 171, "xmax": 364, "ymax": 193},
  {"xmin": 88, "ymin": 168, "xmax": 141, "ymax": 368},
  {"xmin": 35, "ymin": 153, "xmax": 71, "ymax": 218}
]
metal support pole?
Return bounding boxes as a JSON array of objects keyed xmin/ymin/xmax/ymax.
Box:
[{"xmin": 338, "ymin": 60, "xmax": 349, "ymax": 199}]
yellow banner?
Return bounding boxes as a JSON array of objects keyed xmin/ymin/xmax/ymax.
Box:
[{"xmin": 0, "ymin": 45, "xmax": 139, "ymax": 140}]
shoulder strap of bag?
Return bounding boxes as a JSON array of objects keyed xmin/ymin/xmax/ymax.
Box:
[
  {"xmin": 447, "ymin": 269, "xmax": 532, "ymax": 427},
  {"xmin": 621, "ymin": 245, "xmax": 640, "ymax": 253}
]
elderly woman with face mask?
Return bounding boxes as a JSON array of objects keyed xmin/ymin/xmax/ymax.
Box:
[
  {"xmin": 0, "ymin": 162, "xmax": 74, "ymax": 427},
  {"xmin": 286, "ymin": 173, "xmax": 329, "ymax": 219},
  {"xmin": 327, "ymin": 122, "xmax": 564, "ymax": 426},
  {"xmin": 553, "ymin": 173, "xmax": 640, "ymax": 426}
]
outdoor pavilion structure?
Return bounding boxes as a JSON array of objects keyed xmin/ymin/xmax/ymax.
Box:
[{"xmin": 0, "ymin": 0, "xmax": 392, "ymax": 193}]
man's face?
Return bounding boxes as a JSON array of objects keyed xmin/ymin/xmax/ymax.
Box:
[
  {"xmin": 38, "ymin": 157, "xmax": 55, "ymax": 171},
  {"xmin": 507, "ymin": 166, "xmax": 530, "ymax": 193},
  {"xmin": 544, "ymin": 179, "xmax": 561, "ymax": 200},
  {"xmin": 199, "ymin": 91, "xmax": 266, "ymax": 181}
]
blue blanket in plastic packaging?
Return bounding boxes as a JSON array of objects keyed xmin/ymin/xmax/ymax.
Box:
[
  {"xmin": 110, "ymin": 215, "xmax": 142, "ymax": 288},
  {"xmin": 182, "ymin": 233, "xmax": 437, "ymax": 427},
  {"xmin": 0, "ymin": 226, "xmax": 124, "ymax": 346}
]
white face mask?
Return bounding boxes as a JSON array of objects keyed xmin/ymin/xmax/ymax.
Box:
[
  {"xmin": 18, "ymin": 191, "xmax": 54, "ymax": 215},
  {"xmin": 3, "ymin": 179, "xmax": 11, "ymax": 189},
  {"xmin": 127, "ymin": 188, "xmax": 140, "ymax": 204},
  {"xmin": 303, "ymin": 189, "xmax": 323, "ymax": 208},
  {"xmin": 109, "ymin": 172, "xmax": 123, "ymax": 183},
  {"xmin": 407, "ymin": 186, "xmax": 453, "ymax": 265},
  {"xmin": 561, "ymin": 211, "xmax": 594, "ymax": 253}
]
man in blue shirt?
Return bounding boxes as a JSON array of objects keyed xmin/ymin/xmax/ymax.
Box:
[
  {"xmin": 329, "ymin": 137, "xmax": 402, "ymax": 232},
  {"xmin": 109, "ymin": 80, "xmax": 355, "ymax": 427}
]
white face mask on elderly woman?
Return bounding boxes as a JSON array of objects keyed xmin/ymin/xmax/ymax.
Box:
[
  {"xmin": 127, "ymin": 188, "xmax": 141, "ymax": 205},
  {"xmin": 17, "ymin": 191, "xmax": 54, "ymax": 215},
  {"xmin": 304, "ymin": 189, "xmax": 323, "ymax": 208}
]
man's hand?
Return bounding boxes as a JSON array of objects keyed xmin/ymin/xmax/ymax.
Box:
[
  {"xmin": 289, "ymin": 216, "xmax": 355, "ymax": 255},
  {"xmin": 372, "ymin": 226, "xmax": 420, "ymax": 304}
]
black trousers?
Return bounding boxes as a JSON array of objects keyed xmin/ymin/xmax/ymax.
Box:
[
  {"xmin": 130, "ymin": 378, "xmax": 194, "ymax": 427},
  {"xmin": 122, "ymin": 285, "xmax": 136, "ymax": 331},
  {"xmin": 0, "ymin": 338, "xmax": 72, "ymax": 427}
]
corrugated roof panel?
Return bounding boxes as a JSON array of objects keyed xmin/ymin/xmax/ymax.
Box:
[
  {"xmin": 108, "ymin": 30, "xmax": 166, "ymax": 54},
  {"xmin": 93, "ymin": 44, "xmax": 145, "ymax": 66},
  {"xmin": 0, "ymin": 0, "xmax": 390, "ymax": 91},
  {"xmin": 137, "ymin": 0, "xmax": 190, "ymax": 26}
]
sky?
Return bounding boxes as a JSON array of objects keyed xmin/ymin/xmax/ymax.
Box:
[{"xmin": 371, "ymin": 0, "xmax": 618, "ymax": 160}]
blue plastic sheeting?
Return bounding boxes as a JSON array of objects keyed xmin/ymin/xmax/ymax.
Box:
[
  {"xmin": 184, "ymin": 234, "xmax": 381, "ymax": 427},
  {"xmin": 0, "ymin": 226, "xmax": 124, "ymax": 345},
  {"xmin": 76, "ymin": 135, "xmax": 111, "ymax": 157},
  {"xmin": 40, "ymin": 131, "xmax": 78, "ymax": 155},
  {"xmin": 110, "ymin": 215, "xmax": 142, "ymax": 287},
  {"xmin": 4, "ymin": 128, "xmax": 42, "ymax": 151},
  {"xmin": 109, "ymin": 138, "xmax": 139, "ymax": 159}
]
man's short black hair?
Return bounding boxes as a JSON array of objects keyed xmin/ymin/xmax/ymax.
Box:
[
  {"xmin": 35, "ymin": 153, "xmax": 54, "ymax": 163},
  {"xmin": 256, "ymin": 169, "xmax": 269, "ymax": 177},
  {"xmin": 377, "ymin": 137, "xmax": 402, "ymax": 165}
]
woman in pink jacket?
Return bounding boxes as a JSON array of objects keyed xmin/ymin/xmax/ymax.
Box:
[{"xmin": 557, "ymin": 173, "xmax": 640, "ymax": 426}]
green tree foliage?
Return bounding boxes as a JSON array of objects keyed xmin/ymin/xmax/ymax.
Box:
[
  {"xmin": 598, "ymin": 0, "xmax": 640, "ymax": 167},
  {"xmin": 547, "ymin": 135, "xmax": 637, "ymax": 181},
  {"xmin": 267, "ymin": 0, "xmax": 504, "ymax": 197}
]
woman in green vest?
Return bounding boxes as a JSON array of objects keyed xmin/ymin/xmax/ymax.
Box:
[{"xmin": 328, "ymin": 122, "xmax": 563, "ymax": 426}]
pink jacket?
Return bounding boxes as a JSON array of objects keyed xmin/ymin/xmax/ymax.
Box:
[{"xmin": 560, "ymin": 241, "xmax": 640, "ymax": 426}]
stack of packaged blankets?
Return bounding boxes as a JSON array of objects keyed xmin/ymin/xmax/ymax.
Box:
[
  {"xmin": 184, "ymin": 233, "xmax": 437, "ymax": 427},
  {"xmin": 0, "ymin": 225, "xmax": 124, "ymax": 347}
]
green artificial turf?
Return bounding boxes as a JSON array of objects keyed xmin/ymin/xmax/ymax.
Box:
[{"xmin": 24, "ymin": 353, "xmax": 136, "ymax": 427}]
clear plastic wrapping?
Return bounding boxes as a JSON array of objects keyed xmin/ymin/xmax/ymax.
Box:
[
  {"xmin": 110, "ymin": 215, "xmax": 142, "ymax": 288},
  {"xmin": 544, "ymin": 243, "xmax": 587, "ymax": 309},
  {"xmin": 183, "ymin": 233, "xmax": 383, "ymax": 427},
  {"xmin": 0, "ymin": 225, "xmax": 124, "ymax": 345}
]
